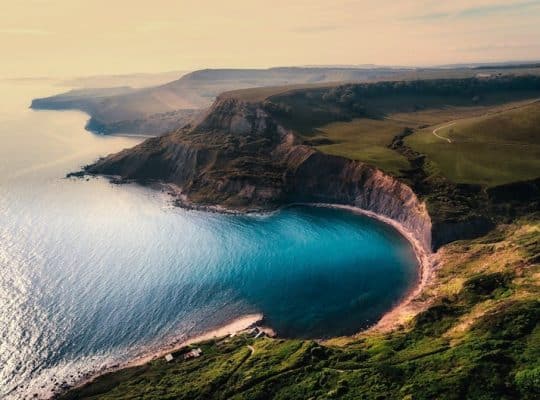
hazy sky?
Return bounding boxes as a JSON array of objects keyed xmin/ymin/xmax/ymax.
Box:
[{"xmin": 2, "ymin": 0, "xmax": 540, "ymax": 78}]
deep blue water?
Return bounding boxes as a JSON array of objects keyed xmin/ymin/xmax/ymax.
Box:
[{"xmin": 0, "ymin": 81, "xmax": 417, "ymax": 398}]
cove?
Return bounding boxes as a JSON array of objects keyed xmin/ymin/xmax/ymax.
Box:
[{"xmin": 0, "ymin": 81, "xmax": 417, "ymax": 398}]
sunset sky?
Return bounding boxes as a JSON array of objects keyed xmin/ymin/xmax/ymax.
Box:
[{"xmin": 1, "ymin": 0, "xmax": 540, "ymax": 78}]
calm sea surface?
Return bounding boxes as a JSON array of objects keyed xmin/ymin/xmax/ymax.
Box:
[{"xmin": 0, "ymin": 81, "xmax": 418, "ymax": 398}]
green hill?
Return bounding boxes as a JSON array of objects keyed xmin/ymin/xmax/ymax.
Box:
[
  {"xmin": 406, "ymin": 101, "xmax": 540, "ymax": 186},
  {"xmin": 259, "ymin": 76, "xmax": 540, "ymax": 185}
]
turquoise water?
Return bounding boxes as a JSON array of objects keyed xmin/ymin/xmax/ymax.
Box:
[{"xmin": 0, "ymin": 81, "xmax": 417, "ymax": 398}]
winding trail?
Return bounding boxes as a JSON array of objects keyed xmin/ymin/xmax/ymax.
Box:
[
  {"xmin": 432, "ymin": 122, "xmax": 455, "ymax": 143},
  {"xmin": 430, "ymin": 98, "xmax": 540, "ymax": 145}
]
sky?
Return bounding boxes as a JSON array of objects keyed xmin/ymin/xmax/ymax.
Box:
[{"xmin": 1, "ymin": 0, "xmax": 540, "ymax": 78}]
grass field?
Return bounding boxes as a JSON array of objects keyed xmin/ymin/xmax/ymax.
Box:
[
  {"xmin": 310, "ymin": 118, "xmax": 410, "ymax": 175},
  {"xmin": 302, "ymin": 100, "xmax": 540, "ymax": 180},
  {"xmin": 406, "ymin": 101, "xmax": 540, "ymax": 186},
  {"xmin": 256, "ymin": 77, "xmax": 540, "ymax": 184}
]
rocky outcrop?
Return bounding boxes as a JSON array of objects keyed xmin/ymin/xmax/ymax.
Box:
[
  {"xmin": 86, "ymin": 97, "xmax": 288, "ymax": 208},
  {"xmin": 86, "ymin": 96, "xmax": 435, "ymax": 251}
]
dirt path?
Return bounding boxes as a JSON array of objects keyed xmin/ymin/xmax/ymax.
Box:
[
  {"xmin": 430, "ymin": 98, "xmax": 540, "ymax": 144},
  {"xmin": 432, "ymin": 122, "xmax": 455, "ymax": 143}
]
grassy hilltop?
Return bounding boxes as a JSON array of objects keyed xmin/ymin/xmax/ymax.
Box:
[
  {"xmin": 260, "ymin": 76, "xmax": 540, "ymax": 183},
  {"xmin": 407, "ymin": 101, "xmax": 540, "ymax": 186},
  {"xmin": 61, "ymin": 74, "xmax": 540, "ymax": 399}
]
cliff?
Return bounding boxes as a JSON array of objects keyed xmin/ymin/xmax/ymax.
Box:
[
  {"xmin": 85, "ymin": 88, "xmax": 540, "ymax": 251},
  {"xmin": 85, "ymin": 95, "xmax": 433, "ymax": 251}
]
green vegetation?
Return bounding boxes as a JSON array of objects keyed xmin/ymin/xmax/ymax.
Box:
[
  {"xmin": 308, "ymin": 118, "xmax": 410, "ymax": 176},
  {"xmin": 262, "ymin": 76, "xmax": 540, "ymax": 185},
  {"xmin": 406, "ymin": 101, "xmax": 540, "ymax": 186},
  {"xmin": 61, "ymin": 218, "xmax": 540, "ymax": 400}
]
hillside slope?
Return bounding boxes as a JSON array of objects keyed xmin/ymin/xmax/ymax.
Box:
[{"xmin": 406, "ymin": 101, "xmax": 540, "ymax": 186}]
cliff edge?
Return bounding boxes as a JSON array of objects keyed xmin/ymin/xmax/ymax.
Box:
[{"xmin": 85, "ymin": 95, "xmax": 433, "ymax": 251}]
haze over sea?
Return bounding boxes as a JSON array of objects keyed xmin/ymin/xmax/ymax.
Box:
[{"xmin": 0, "ymin": 81, "xmax": 417, "ymax": 399}]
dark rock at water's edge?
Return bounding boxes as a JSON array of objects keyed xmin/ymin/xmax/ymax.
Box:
[{"xmin": 66, "ymin": 170, "xmax": 86, "ymax": 178}]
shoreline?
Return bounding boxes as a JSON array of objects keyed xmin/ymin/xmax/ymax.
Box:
[
  {"xmin": 54, "ymin": 179, "xmax": 434, "ymax": 398},
  {"xmin": 309, "ymin": 203, "xmax": 434, "ymax": 333},
  {"xmin": 159, "ymin": 185, "xmax": 435, "ymax": 332},
  {"xmin": 57, "ymin": 314, "xmax": 266, "ymax": 398}
]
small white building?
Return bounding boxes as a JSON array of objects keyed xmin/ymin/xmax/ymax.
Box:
[
  {"xmin": 183, "ymin": 347, "xmax": 202, "ymax": 360},
  {"xmin": 164, "ymin": 353, "xmax": 174, "ymax": 362}
]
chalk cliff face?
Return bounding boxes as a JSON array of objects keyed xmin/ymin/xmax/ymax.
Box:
[
  {"xmin": 281, "ymin": 146, "xmax": 432, "ymax": 250},
  {"xmin": 86, "ymin": 96, "xmax": 433, "ymax": 251}
]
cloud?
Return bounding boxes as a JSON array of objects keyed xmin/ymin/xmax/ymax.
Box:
[
  {"xmin": 0, "ymin": 28, "xmax": 52, "ymax": 36},
  {"xmin": 403, "ymin": 12, "xmax": 451, "ymax": 21},
  {"xmin": 403, "ymin": 0, "xmax": 540, "ymax": 21},
  {"xmin": 457, "ymin": 0, "xmax": 540, "ymax": 17},
  {"xmin": 457, "ymin": 43, "xmax": 540, "ymax": 52}
]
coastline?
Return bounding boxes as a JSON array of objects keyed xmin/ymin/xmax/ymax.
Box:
[
  {"xmin": 54, "ymin": 180, "xmax": 434, "ymax": 399},
  {"xmin": 159, "ymin": 184, "xmax": 435, "ymax": 333},
  {"xmin": 308, "ymin": 203, "xmax": 434, "ymax": 333},
  {"xmin": 58, "ymin": 314, "xmax": 266, "ymax": 398}
]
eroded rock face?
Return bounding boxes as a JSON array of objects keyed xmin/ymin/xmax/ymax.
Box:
[
  {"xmin": 86, "ymin": 96, "xmax": 433, "ymax": 251},
  {"xmin": 282, "ymin": 146, "xmax": 432, "ymax": 250}
]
